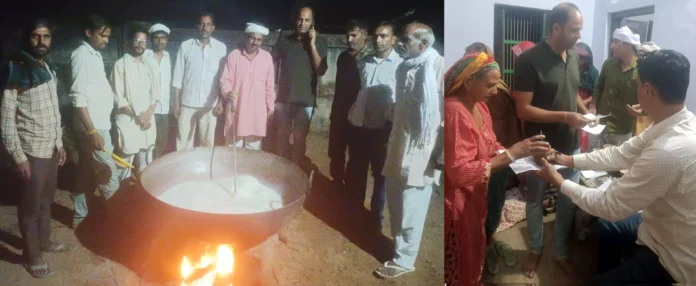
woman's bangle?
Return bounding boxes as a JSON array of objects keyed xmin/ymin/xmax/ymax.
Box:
[
  {"xmin": 87, "ymin": 129, "xmax": 97, "ymax": 135},
  {"xmin": 504, "ymin": 149, "xmax": 516, "ymax": 162}
]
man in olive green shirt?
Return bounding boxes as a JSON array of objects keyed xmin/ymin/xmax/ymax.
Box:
[{"xmin": 594, "ymin": 26, "xmax": 640, "ymax": 145}]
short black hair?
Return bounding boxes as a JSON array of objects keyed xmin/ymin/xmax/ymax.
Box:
[
  {"xmin": 85, "ymin": 14, "xmax": 110, "ymax": 32},
  {"xmin": 345, "ymin": 19, "xmax": 368, "ymax": 33},
  {"xmin": 637, "ymin": 50, "xmax": 691, "ymax": 104},
  {"xmin": 547, "ymin": 3, "xmax": 580, "ymax": 32},
  {"xmin": 23, "ymin": 18, "xmax": 53, "ymax": 37},
  {"xmin": 129, "ymin": 25, "xmax": 148, "ymax": 40},
  {"xmin": 199, "ymin": 11, "xmax": 215, "ymax": 24},
  {"xmin": 375, "ymin": 21, "xmax": 396, "ymax": 34}
]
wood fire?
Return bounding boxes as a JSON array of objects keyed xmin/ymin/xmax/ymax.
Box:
[{"xmin": 180, "ymin": 244, "xmax": 235, "ymax": 286}]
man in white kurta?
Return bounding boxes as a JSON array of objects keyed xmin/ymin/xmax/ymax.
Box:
[
  {"xmin": 144, "ymin": 23, "xmax": 173, "ymax": 158},
  {"xmin": 375, "ymin": 23, "xmax": 443, "ymax": 279},
  {"xmin": 111, "ymin": 29, "xmax": 159, "ymax": 181}
]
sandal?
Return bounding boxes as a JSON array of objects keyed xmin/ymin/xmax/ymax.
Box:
[
  {"xmin": 374, "ymin": 261, "xmax": 415, "ymax": 279},
  {"xmin": 41, "ymin": 243, "xmax": 74, "ymax": 253},
  {"xmin": 485, "ymin": 244, "xmax": 499, "ymax": 275},
  {"xmin": 495, "ymin": 241, "xmax": 517, "ymax": 267},
  {"xmin": 24, "ymin": 262, "xmax": 54, "ymax": 278}
]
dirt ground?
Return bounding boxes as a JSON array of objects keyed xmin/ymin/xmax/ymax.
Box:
[{"xmin": 0, "ymin": 132, "xmax": 444, "ymax": 286}]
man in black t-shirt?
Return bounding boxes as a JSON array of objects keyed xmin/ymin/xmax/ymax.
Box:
[
  {"xmin": 512, "ymin": 2, "xmax": 590, "ymax": 279},
  {"xmin": 272, "ymin": 6, "xmax": 328, "ymax": 166}
]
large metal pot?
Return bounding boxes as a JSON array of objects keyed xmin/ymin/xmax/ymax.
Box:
[{"xmin": 138, "ymin": 147, "xmax": 309, "ymax": 249}]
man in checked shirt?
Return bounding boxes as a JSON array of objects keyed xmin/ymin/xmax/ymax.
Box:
[{"xmin": 1, "ymin": 18, "xmax": 71, "ymax": 279}]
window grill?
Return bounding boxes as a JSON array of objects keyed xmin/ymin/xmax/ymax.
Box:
[{"xmin": 493, "ymin": 4, "xmax": 549, "ymax": 91}]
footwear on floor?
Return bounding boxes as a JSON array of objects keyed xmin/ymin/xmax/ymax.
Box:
[
  {"xmin": 485, "ymin": 244, "xmax": 500, "ymax": 275},
  {"xmin": 24, "ymin": 262, "xmax": 54, "ymax": 278},
  {"xmin": 374, "ymin": 261, "xmax": 415, "ymax": 279},
  {"xmin": 495, "ymin": 241, "xmax": 517, "ymax": 267},
  {"xmin": 41, "ymin": 243, "xmax": 74, "ymax": 253}
]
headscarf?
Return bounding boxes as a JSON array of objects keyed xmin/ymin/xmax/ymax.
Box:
[
  {"xmin": 463, "ymin": 42, "xmax": 511, "ymax": 97},
  {"xmin": 575, "ymin": 42, "xmax": 599, "ymax": 92},
  {"xmin": 511, "ymin": 41, "xmax": 535, "ymax": 58},
  {"xmin": 613, "ymin": 26, "xmax": 641, "ymax": 50},
  {"xmin": 444, "ymin": 52, "xmax": 500, "ymax": 98}
]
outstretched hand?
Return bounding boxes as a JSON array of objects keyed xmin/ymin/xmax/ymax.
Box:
[{"xmin": 535, "ymin": 158, "xmax": 565, "ymax": 187}]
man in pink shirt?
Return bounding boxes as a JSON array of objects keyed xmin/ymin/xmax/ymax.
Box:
[{"xmin": 215, "ymin": 23, "xmax": 276, "ymax": 150}]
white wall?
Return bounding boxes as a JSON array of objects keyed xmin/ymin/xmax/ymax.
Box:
[
  {"xmin": 444, "ymin": 0, "xmax": 597, "ymax": 68},
  {"xmin": 592, "ymin": 0, "xmax": 696, "ymax": 110}
]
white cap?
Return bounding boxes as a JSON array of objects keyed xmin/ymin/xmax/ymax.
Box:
[
  {"xmin": 613, "ymin": 26, "xmax": 641, "ymax": 49},
  {"xmin": 245, "ymin": 23, "xmax": 269, "ymax": 36},
  {"xmin": 149, "ymin": 23, "xmax": 170, "ymax": 35}
]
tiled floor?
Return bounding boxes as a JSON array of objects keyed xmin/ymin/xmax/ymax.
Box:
[{"xmin": 483, "ymin": 213, "xmax": 598, "ymax": 285}]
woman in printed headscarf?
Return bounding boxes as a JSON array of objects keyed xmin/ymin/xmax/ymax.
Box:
[
  {"xmin": 464, "ymin": 42, "xmax": 528, "ymax": 275},
  {"xmin": 444, "ymin": 52, "xmax": 550, "ymax": 285},
  {"xmin": 574, "ymin": 42, "xmax": 600, "ymax": 151}
]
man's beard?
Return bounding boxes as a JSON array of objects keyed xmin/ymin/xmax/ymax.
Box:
[
  {"xmin": 132, "ymin": 48, "xmax": 145, "ymax": 56},
  {"xmin": 246, "ymin": 45, "xmax": 259, "ymax": 53},
  {"xmin": 31, "ymin": 46, "xmax": 48, "ymax": 58}
]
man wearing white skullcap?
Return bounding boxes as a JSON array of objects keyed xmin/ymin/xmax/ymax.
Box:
[
  {"xmin": 593, "ymin": 26, "xmax": 641, "ymax": 146},
  {"xmin": 215, "ymin": 23, "xmax": 275, "ymax": 150},
  {"xmin": 143, "ymin": 23, "xmax": 173, "ymax": 158}
]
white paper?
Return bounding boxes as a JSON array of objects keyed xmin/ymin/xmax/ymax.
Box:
[
  {"xmin": 581, "ymin": 170, "xmax": 608, "ymax": 179},
  {"xmin": 583, "ymin": 113, "xmax": 610, "ymax": 121},
  {"xmin": 509, "ymin": 156, "xmax": 566, "ymax": 174},
  {"xmin": 582, "ymin": 123, "xmax": 606, "ymax": 135}
]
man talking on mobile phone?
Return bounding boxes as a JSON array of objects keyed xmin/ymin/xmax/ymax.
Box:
[{"xmin": 272, "ymin": 6, "xmax": 328, "ymax": 168}]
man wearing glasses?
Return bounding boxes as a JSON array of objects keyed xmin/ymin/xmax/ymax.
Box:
[{"xmin": 110, "ymin": 27, "xmax": 159, "ymax": 182}]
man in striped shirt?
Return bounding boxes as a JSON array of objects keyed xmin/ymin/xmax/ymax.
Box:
[{"xmin": 1, "ymin": 18, "xmax": 70, "ymax": 278}]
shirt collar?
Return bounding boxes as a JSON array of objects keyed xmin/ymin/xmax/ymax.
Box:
[
  {"xmin": 124, "ymin": 53, "xmax": 145, "ymax": 64},
  {"xmin": 642, "ymin": 107, "xmax": 691, "ymax": 141},
  {"xmin": 540, "ymin": 40, "xmax": 573, "ymax": 57},
  {"xmin": 616, "ymin": 57, "xmax": 638, "ymax": 71},
  {"xmin": 195, "ymin": 37, "xmax": 217, "ymax": 48},
  {"xmin": 368, "ymin": 49, "xmax": 400, "ymax": 63},
  {"xmin": 82, "ymin": 41, "xmax": 101, "ymax": 56},
  {"xmin": 145, "ymin": 49, "xmax": 170, "ymax": 59}
]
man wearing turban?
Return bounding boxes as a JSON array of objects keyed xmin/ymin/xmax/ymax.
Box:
[{"xmin": 216, "ymin": 23, "xmax": 276, "ymax": 150}]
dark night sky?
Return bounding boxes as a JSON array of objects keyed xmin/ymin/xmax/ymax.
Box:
[{"xmin": 1, "ymin": 0, "xmax": 444, "ymax": 41}]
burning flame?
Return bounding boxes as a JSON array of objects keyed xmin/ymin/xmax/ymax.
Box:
[
  {"xmin": 180, "ymin": 244, "xmax": 235, "ymax": 286},
  {"xmin": 216, "ymin": 245, "xmax": 234, "ymax": 275},
  {"xmin": 181, "ymin": 256, "xmax": 193, "ymax": 280}
]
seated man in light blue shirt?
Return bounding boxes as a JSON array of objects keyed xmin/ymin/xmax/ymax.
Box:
[{"xmin": 346, "ymin": 21, "xmax": 403, "ymax": 234}]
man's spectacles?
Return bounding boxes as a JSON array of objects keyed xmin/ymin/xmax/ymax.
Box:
[{"xmin": 133, "ymin": 38, "xmax": 147, "ymax": 44}]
